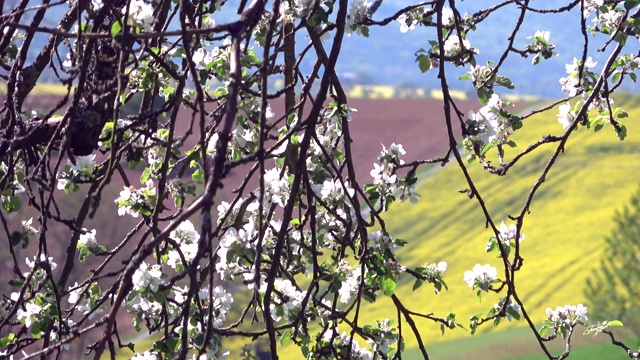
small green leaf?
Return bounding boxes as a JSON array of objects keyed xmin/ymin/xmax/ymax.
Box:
[
  {"xmin": 363, "ymin": 290, "xmax": 376, "ymax": 303},
  {"xmin": 0, "ymin": 333, "xmax": 16, "ymax": 347},
  {"xmin": 495, "ymin": 76, "xmax": 515, "ymax": 89},
  {"xmin": 3, "ymin": 196, "xmax": 21, "ymax": 212},
  {"xmin": 616, "ymin": 123, "xmax": 627, "ymax": 141},
  {"xmin": 192, "ymin": 168, "xmax": 205, "ymax": 184},
  {"xmin": 10, "ymin": 231, "xmax": 21, "ymax": 246},
  {"xmin": 480, "ymin": 143, "xmax": 493, "ymax": 156},
  {"xmin": 280, "ymin": 330, "xmax": 292, "ymax": 346},
  {"xmin": 477, "ymin": 88, "xmax": 492, "ymax": 104},
  {"xmin": 381, "ymin": 274, "xmax": 396, "ymax": 296},
  {"xmin": 416, "ymin": 54, "xmax": 431, "ymax": 73},
  {"xmin": 412, "ymin": 279, "xmax": 424, "ymax": 291},
  {"xmin": 110, "ymin": 20, "xmax": 122, "ymax": 37},
  {"xmin": 539, "ymin": 325, "xmax": 550, "ymax": 337},
  {"xmin": 607, "ymin": 320, "xmax": 624, "ymax": 327},
  {"xmin": 625, "ymin": 0, "xmax": 640, "ymax": 11},
  {"xmin": 140, "ymin": 167, "xmax": 151, "ymax": 184}
]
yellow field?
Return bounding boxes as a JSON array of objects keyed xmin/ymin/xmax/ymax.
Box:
[{"xmin": 353, "ymin": 94, "xmax": 640, "ymax": 350}]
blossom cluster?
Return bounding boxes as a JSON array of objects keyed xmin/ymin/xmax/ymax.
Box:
[
  {"xmin": 493, "ymin": 297, "xmax": 521, "ymax": 322},
  {"xmin": 465, "ymin": 94, "xmax": 516, "ymax": 154},
  {"xmin": 312, "ymin": 329, "xmax": 374, "ymax": 359},
  {"xmin": 115, "ymin": 180, "xmax": 157, "ymax": 218},
  {"xmin": 346, "ymin": 0, "xmax": 372, "ymax": 36},
  {"xmin": 56, "ymin": 155, "xmax": 97, "ymax": 193},
  {"xmin": 485, "ymin": 221, "xmax": 525, "ymax": 257},
  {"xmin": 368, "ymin": 143, "xmax": 419, "ymax": 208},
  {"xmin": 541, "ymin": 304, "xmax": 589, "ymax": 339},
  {"xmin": 464, "ymin": 264, "xmax": 498, "ymax": 293},
  {"xmin": 559, "ymin": 57, "xmax": 598, "ymax": 98},
  {"xmin": 527, "ymin": 30, "xmax": 558, "ymax": 65},
  {"xmin": 166, "ymin": 220, "xmax": 200, "ymax": 272}
]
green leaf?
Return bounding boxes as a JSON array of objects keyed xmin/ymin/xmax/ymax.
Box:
[
  {"xmin": 625, "ymin": 0, "xmax": 640, "ymax": 10},
  {"xmin": 612, "ymin": 72, "xmax": 622, "ymax": 84},
  {"xmin": 8, "ymin": 279, "xmax": 23, "ymax": 287},
  {"xmin": 0, "ymin": 333, "xmax": 15, "ymax": 347},
  {"xmin": 395, "ymin": 238, "xmax": 408, "ymax": 246},
  {"xmin": 192, "ymin": 168, "xmax": 205, "ymax": 184},
  {"xmin": 539, "ymin": 325, "xmax": 550, "ymax": 337},
  {"xmin": 110, "ymin": 20, "xmax": 122, "ymax": 37},
  {"xmin": 361, "ymin": 26, "xmax": 370, "ymax": 37},
  {"xmin": 280, "ymin": 330, "xmax": 292, "ymax": 346},
  {"xmin": 616, "ymin": 123, "xmax": 627, "ymax": 141},
  {"xmin": 3, "ymin": 196, "xmax": 21, "ymax": 212},
  {"xmin": 140, "ymin": 167, "xmax": 151, "ymax": 185},
  {"xmin": 10, "ymin": 231, "xmax": 21, "ymax": 246},
  {"xmin": 480, "ymin": 143, "xmax": 493, "ymax": 156},
  {"xmin": 381, "ymin": 274, "xmax": 397, "ymax": 296},
  {"xmin": 495, "ymin": 76, "xmax": 515, "ymax": 89},
  {"xmin": 412, "ymin": 279, "xmax": 424, "ymax": 291},
  {"xmin": 416, "ymin": 54, "xmax": 431, "ymax": 73},
  {"xmin": 467, "ymin": 154, "xmax": 477, "ymax": 164},
  {"xmin": 477, "ymin": 87, "xmax": 493, "ymax": 104},
  {"xmin": 363, "ymin": 290, "xmax": 376, "ymax": 303}
]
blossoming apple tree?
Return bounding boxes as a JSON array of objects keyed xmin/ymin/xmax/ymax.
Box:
[{"xmin": 0, "ymin": 0, "xmax": 639, "ymax": 359}]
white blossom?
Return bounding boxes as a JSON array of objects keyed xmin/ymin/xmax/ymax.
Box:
[
  {"xmin": 131, "ymin": 351, "xmax": 160, "ymax": 360},
  {"xmin": 593, "ymin": 8, "xmax": 624, "ymax": 30},
  {"xmin": 16, "ymin": 300, "xmax": 43, "ymax": 328},
  {"xmin": 368, "ymin": 231, "xmax": 397, "ymax": 254},
  {"xmin": 167, "ymin": 220, "xmax": 200, "ymax": 270},
  {"xmin": 557, "ymin": 102, "xmax": 575, "ymax": 130},
  {"xmin": 494, "ymin": 297, "xmax": 521, "ymax": 321},
  {"xmin": 468, "ymin": 64, "xmax": 493, "ymax": 89},
  {"xmin": 21, "ymin": 218, "xmax": 38, "ymax": 237},
  {"xmin": 463, "ymin": 264, "xmax": 498, "ymax": 290},
  {"xmin": 582, "ymin": 0, "xmax": 604, "ymax": 17},
  {"xmin": 124, "ymin": 0, "xmax": 154, "ymax": 32},
  {"xmin": 441, "ymin": 6, "xmax": 455, "ymax": 26},
  {"xmin": 397, "ymin": 13, "xmax": 418, "ymax": 33},
  {"xmin": 346, "ymin": 0, "xmax": 371, "ymax": 36},
  {"xmin": 498, "ymin": 221, "xmax": 525, "ymax": 246},
  {"xmin": 467, "ymin": 94, "xmax": 512, "ymax": 145},
  {"xmin": 319, "ymin": 329, "xmax": 373, "ymax": 360},
  {"xmin": 57, "ymin": 154, "xmax": 97, "ymax": 190},
  {"xmin": 527, "ymin": 30, "xmax": 557, "ymax": 64},
  {"xmin": 115, "ymin": 180, "xmax": 156, "ymax": 217},
  {"xmin": 399, "ymin": 183, "xmax": 420, "ymax": 203},
  {"xmin": 266, "ymin": 279, "xmax": 306, "ymax": 322},
  {"xmin": 559, "ymin": 57, "xmax": 597, "ymax": 96},
  {"xmin": 338, "ymin": 263, "xmax": 362, "ymax": 303},
  {"xmin": 26, "ymin": 254, "xmax": 57, "ymax": 271},
  {"xmin": 79, "ymin": 229, "xmax": 98, "ymax": 248},
  {"xmin": 545, "ymin": 304, "xmax": 588, "ymax": 326},
  {"xmin": 132, "ymin": 262, "xmax": 164, "ymax": 292},
  {"xmin": 444, "ymin": 35, "xmax": 471, "ymax": 58},
  {"xmin": 262, "ymin": 168, "xmax": 290, "ymax": 207}
]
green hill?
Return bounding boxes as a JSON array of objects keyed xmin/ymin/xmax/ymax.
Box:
[{"xmin": 348, "ymin": 94, "xmax": 640, "ymax": 357}]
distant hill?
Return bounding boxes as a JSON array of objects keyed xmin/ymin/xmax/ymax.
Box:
[{"xmin": 9, "ymin": 1, "xmax": 629, "ymax": 98}]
